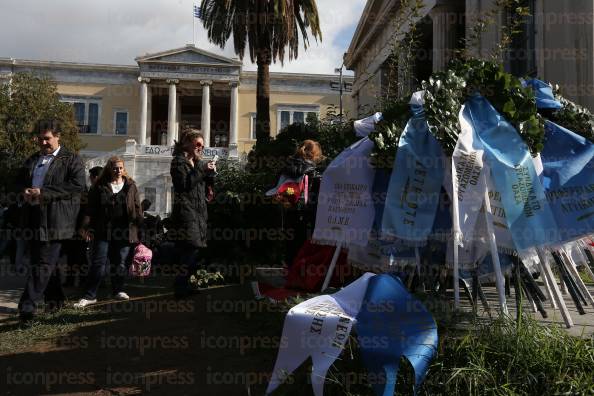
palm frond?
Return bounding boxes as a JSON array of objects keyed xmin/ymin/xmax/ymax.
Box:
[{"xmin": 200, "ymin": 0, "xmax": 321, "ymax": 64}]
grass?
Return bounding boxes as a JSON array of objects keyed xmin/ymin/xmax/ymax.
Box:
[
  {"xmin": 424, "ymin": 315, "xmax": 594, "ymax": 395},
  {"xmin": 0, "ymin": 307, "xmax": 115, "ymax": 354},
  {"xmin": 580, "ymin": 268, "xmax": 594, "ymax": 285}
]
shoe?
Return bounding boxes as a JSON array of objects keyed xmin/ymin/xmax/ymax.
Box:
[
  {"xmin": 73, "ymin": 298, "xmax": 97, "ymax": 308},
  {"xmin": 114, "ymin": 292, "xmax": 129, "ymax": 301}
]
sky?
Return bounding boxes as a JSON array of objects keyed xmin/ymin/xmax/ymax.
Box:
[{"xmin": 0, "ymin": 0, "xmax": 366, "ymax": 75}]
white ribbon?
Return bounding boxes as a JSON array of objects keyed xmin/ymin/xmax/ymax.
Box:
[{"xmin": 266, "ymin": 273, "xmax": 375, "ymax": 396}]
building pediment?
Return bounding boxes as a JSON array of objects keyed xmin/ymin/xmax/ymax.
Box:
[
  {"xmin": 136, "ymin": 44, "xmax": 241, "ymax": 81},
  {"xmin": 136, "ymin": 44, "xmax": 241, "ymax": 66}
]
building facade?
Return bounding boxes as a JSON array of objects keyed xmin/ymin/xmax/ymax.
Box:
[
  {"xmin": 0, "ymin": 44, "xmax": 352, "ymax": 156},
  {"xmin": 0, "ymin": 44, "xmax": 352, "ymax": 216},
  {"xmin": 345, "ymin": 0, "xmax": 594, "ymax": 116}
]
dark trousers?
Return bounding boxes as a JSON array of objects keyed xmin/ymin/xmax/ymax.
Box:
[
  {"xmin": 18, "ymin": 240, "xmax": 64, "ymax": 316},
  {"xmin": 173, "ymin": 241, "xmax": 200, "ymax": 294},
  {"xmin": 0, "ymin": 236, "xmax": 8, "ymax": 258},
  {"xmin": 62, "ymin": 238, "xmax": 89, "ymax": 286},
  {"xmin": 83, "ymin": 240, "xmax": 131, "ymax": 300},
  {"xmin": 284, "ymin": 208, "xmax": 312, "ymax": 267}
]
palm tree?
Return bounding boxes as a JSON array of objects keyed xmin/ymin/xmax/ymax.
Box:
[{"xmin": 199, "ymin": 0, "xmax": 322, "ymax": 145}]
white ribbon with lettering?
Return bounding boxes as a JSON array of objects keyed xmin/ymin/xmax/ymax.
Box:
[
  {"xmin": 451, "ymin": 106, "xmax": 513, "ymax": 309},
  {"xmin": 266, "ymin": 273, "xmax": 374, "ymax": 396},
  {"xmin": 453, "ymin": 107, "xmax": 516, "ymax": 254},
  {"xmin": 484, "ymin": 167, "xmax": 516, "ymax": 254},
  {"xmin": 313, "ymin": 138, "xmax": 376, "ymax": 247},
  {"xmin": 452, "ymin": 105, "xmax": 487, "ymax": 245}
]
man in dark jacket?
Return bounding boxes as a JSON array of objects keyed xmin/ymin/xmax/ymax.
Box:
[{"xmin": 17, "ymin": 121, "xmax": 86, "ymax": 321}]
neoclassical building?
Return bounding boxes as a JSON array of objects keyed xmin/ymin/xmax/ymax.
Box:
[
  {"xmin": 0, "ymin": 44, "xmax": 353, "ymax": 215},
  {"xmin": 0, "ymin": 44, "xmax": 352, "ymax": 156},
  {"xmin": 346, "ymin": 0, "xmax": 594, "ymax": 116}
]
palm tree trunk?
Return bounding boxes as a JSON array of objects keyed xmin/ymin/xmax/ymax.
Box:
[{"xmin": 255, "ymin": 49, "xmax": 271, "ymax": 146}]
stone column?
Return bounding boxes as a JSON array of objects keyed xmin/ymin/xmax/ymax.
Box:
[
  {"xmin": 200, "ymin": 80, "xmax": 212, "ymax": 147},
  {"xmin": 124, "ymin": 139, "xmax": 137, "ymax": 179},
  {"xmin": 176, "ymin": 95, "xmax": 182, "ymax": 141},
  {"xmin": 166, "ymin": 79, "xmax": 178, "ymax": 146},
  {"xmin": 430, "ymin": 4, "xmax": 458, "ymax": 72},
  {"xmin": 138, "ymin": 77, "xmax": 150, "ymax": 145},
  {"xmin": 229, "ymin": 81, "xmax": 239, "ymax": 156},
  {"xmin": 147, "ymin": 86, "xmax": 152, "ymax": 143}
]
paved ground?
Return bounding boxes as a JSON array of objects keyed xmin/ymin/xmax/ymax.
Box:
[
  {"xmin": 455, "ymin": 283, "xmax": 594, "ymax": 337},
  {"xmin": 0, "ymin": 258, "xmax": 23, "ymax": 319}
]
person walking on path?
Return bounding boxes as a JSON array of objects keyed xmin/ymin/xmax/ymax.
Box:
[
  {"xmin": 169, "ymin": 129, "xmax": 216, "ymax": 298},
  {"xmin": 74, "ymin": 157, "xmax": 142, "ymax": 307},
  {"xmin": 17, "ymin": 121, "xmax": 86, "ymax": 321}
]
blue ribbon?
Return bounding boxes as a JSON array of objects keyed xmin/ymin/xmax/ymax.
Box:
[
  {"xmin": 465, "ymin": 95, "xmax": 557, "ymax": 250},
  {"xmin": 540, "ymin": 120, "xmax": 594, "ymax": 242},
  {"xmin": 356, "ymin": 274, "xmax": 438, "ymax": 396},
  {"xmin": 524, "ymin": 78, "xmax": 594, "ymax": 242},
  {"xmin": 381, "ymin": 112, "xmax": 445, "ymax": 242},
  {"xmin": 524, "ymin": 79, "xmax": 563, "ymax": 110}
]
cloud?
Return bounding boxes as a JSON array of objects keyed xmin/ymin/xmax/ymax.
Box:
[{"xmin": 0, "ymin": 0, "xmax": 364, "ymax": 75}]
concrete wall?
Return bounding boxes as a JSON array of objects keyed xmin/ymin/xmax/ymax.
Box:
[
  {"xmin": 347, "ymin": 0, "xmax": 594, "ymax": 113},
  {"xmin": 537, "ymin": 0, "xmax": 594, "ymax": 110},
  {"xmin": 345, "ymin": 0, "xmax": 438, "ymax": 116}
]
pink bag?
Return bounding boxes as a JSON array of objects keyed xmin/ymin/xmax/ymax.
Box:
[{"xmin": 129, "ymin": 243, "xmax": 152, "ymax": 277}]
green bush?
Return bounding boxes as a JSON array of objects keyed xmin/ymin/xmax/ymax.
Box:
[
  {"xmin": 248, "ymin": 117, "xmax": 358, "ymax": 175},
  {"xmin": 204, "ymin": 117, "xmax": 358, "ymax": 264},
  {"xmin": 205, "ymin": 159, "xmax": 283, "ymax": 263}
]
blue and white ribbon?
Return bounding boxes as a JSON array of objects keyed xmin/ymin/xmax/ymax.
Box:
[
  {"xmin": 267, "ymin": 273, "xmax": 438, "ymax": 396},
  {"xmin": 465, "ymin": 95, "xmax": 557, "ymax": 250},
  {"xmin": 382, "ymin": 111, "xmax": 445, "ymax": 243}
]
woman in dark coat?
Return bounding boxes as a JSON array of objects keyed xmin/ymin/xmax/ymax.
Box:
[
  {"xmin": 74, "ymin": 156, "xmax": 142, "ymax": 307},
  {"xmin": 169, "ymin": 129, "xmax": 216, "ymax": 297}
]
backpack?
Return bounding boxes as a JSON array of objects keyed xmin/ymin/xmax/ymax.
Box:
[{"xmin": 129, "ymin": 243, "xmax": 152, "ymax": 277}]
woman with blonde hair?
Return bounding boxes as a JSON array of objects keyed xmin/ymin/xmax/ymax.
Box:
[{"xmin": 75, "ymin": 156, "xmax": 142, "ymax": 307}]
